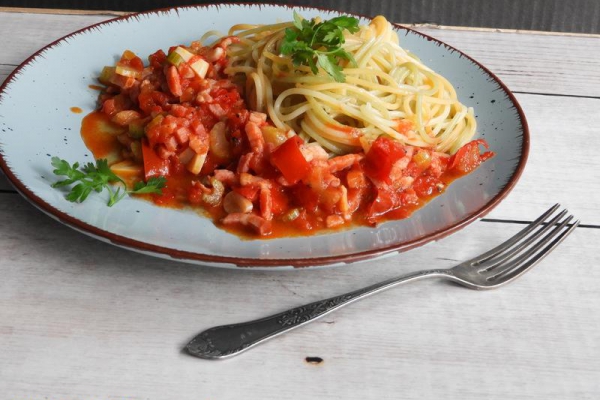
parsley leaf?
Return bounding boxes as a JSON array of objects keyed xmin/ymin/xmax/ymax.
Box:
[
  {"xmin": 131, "ymin": 176, "xmax": 167, "ymax": 195},
  {"xmin": 280, "ymin": 12, "xmax": 359, "ymax": 82},
  {"xmin": 51, "ymin": 157, "xmax": 166, "ymax": 207}
]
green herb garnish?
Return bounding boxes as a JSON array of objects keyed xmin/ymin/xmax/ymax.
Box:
[
  {"xmin": 280, "ymin": 11, "xmax": 360, "ymax": 82},
  {"xmin": 51, "ymin": 157, "xmax": 166, "ymax": 207}
]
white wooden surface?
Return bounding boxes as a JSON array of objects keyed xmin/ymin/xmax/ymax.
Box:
[{"xmin": 1, "ymin": 10, "xmax": 599, "ymax": 400}]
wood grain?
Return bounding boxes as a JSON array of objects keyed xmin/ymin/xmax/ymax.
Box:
[
  {"xmin": 0, "ymin": 193, "xmax": 597, "ymax": 399},
  {"xmin": 1, "ymin": 10, "xmax": 599, "ymax": 400},
  {"xmin": 417, "ymin": 27, "xmax": 600, "ymax": 98},
  {"xmin": 0, "ymin": 13, "xmax": 599, "ymax": 97}
]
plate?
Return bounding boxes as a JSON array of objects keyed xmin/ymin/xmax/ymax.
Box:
[{"xmin": 0, "ymin": 4, "xmax": 528, "ymax": 269}]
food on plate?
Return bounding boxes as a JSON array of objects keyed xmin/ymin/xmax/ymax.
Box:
[
  {"xmin": 73, "ymin": 13, "xmax": 493, "ymax": 238},
  {"xmin": 50, "ymin": 157, "xmax": 165, "ymax": 206}
]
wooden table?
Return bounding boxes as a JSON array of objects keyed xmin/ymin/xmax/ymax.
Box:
[{"xmin": 1, "ymin": 8, "xmax": 599, "ymax": 399}]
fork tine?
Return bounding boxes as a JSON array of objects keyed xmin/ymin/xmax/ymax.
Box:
[
  {"xmin": 471, "ymin": 203, "xmax": 561, "ymax": 265},
  {"xmin": 486, "ymin": 214, "xmax": 573, "ymax": 276},
  {"xmin": 487, "ymin": 218, "xmax": 579, "ymax": 283},
  {"xmin": 480, "ymin": 209, "xmax": 569, "ymax": 271}
]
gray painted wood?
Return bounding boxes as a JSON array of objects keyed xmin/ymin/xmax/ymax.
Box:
[{"xmin": 1, "ymin": 10, "xmax": 599, "ymax": 400}]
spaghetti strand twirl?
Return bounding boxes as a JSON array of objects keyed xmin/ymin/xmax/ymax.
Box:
[{"xmin": 225, "ymin": 15, "xmax": 477, "ymax": 155}]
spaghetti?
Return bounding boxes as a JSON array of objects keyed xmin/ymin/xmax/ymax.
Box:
[{"xmin": 224, "ymin": 15, "xmax": 477, "ymax": 155}]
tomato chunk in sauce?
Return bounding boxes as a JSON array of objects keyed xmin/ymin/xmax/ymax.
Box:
[{"xmin": 82, "ymin": 41, "xmax": 494, "ymax": 239}]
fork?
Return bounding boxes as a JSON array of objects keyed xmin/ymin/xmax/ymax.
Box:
[{"xmin": 186, "ymin": 204, "xmax": 578, "ymax": 359}]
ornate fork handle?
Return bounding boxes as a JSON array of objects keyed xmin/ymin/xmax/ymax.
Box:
[
  {"xmin": 186, "ymin": 205, "xmax": 578, "ymax": 360},
  {"xmin": 186, "ymin": 269, "xmax": 447, "ymax": 359}
]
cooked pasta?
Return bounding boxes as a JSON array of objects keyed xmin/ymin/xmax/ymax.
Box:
[{"xmin": 224, "ymin": 15, "xmax": 477, "ymax": 155}]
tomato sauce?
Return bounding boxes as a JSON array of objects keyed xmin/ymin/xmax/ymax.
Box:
[
  {"xmin": 81, "ymin": 109, "xmax": 489, "ymax": 239},
  {"xmin": 81, "ymin": 42, "xmax": 494, "ymax": 240}
]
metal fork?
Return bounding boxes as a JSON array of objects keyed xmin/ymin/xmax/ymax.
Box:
[{"xmin": 186, "ymin": 204, "xmax": 578, "ymax": 359}]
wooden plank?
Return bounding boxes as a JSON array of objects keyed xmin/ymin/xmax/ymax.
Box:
[
  {"xmin": 0, "ymin": 6, "xmax": 126, "ymax": 16},
  {"xmin": 0, "ymin": 192, "xmax": 597, "ymax": 399},
  {"xmin": 485, "ymin": 93, "xmax": 600, "ymax": 224},
  {"xmin": 0, "ymin": 12, "xmax": 110, "ymax": 66},
  {"xmin": 1, "ymin": 11, "xmax": 598, "ymax": 400},
  {"xmin": 0, "ymin": 13, "xmax": 599, "ymax": 97},
  {"xmin": 416, "ymin": 27, "xmax": 600, "ymax": 98}
]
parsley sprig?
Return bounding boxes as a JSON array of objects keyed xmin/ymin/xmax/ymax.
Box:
[
  {"xmin": 280, "ymin": 11, "xmax": 360, "ymax": 82},
  {"xmin": 51, "ymin": 156, "xmax": 166, "ymax": 207}
]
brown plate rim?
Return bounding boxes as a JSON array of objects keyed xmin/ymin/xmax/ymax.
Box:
[{"xmin": 0, "ymin": 3, "xmax": 530, "ymax": 268}]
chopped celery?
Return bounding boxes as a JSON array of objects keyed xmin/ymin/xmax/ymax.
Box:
[
  {"xmin": 130, "ymin": 141, "xmax": 142, "ymax": 162},
  {"xmin": 145, "ymin": 114, "xmax": 164, "ymax": 131},
  {"xmin": 110, "ymin": 160, "xmax": 143, "ymax": 177},
  {"xmin": 187, "ymin": 153, "xmax": 207, "ymax": 175},
  {"xmin": 167, "ymin": 46, "xmax": 208, "ymax": 78},
  {"xmin": 99, "ymin": 66, "xmax": 115, "ymax": 85},
  {"xmin": 167, "ymin": 51, "xmax": 185, "ymax": 66},
  {"xmin": 190, "ymin": 59, "xmax": 209, "ymax": 78},
  {"xmin": 178, "ymin": 147, "xmax": 195, "ymax": 165},
  {"xmin": 115, "ymin": 64, "xmax": 142, "ymax": 79},
  {"xmin": 121, "ymin": 50, "xmax": 137, "ymax": 61},
  {"xmin": 261, "ymin": 126, "xmax": 288, "ymax": 147},
  {"xmin": 209, "ymin": 122, "xmax": 231, "ymax": 159},
  {"xmin": 282, "ymin": 208, "xmax": 301, "ymax": 222},
  {"xmin": 167, "ymin": 46, "xmax": 195, "ymax": 66},
  {"xmin": 128, "ymin": 120, "xmax": 146, "ymax": 139},
  {"xmin": 173, "ymin": 46, "xmax": 195, "ymax": 61}
]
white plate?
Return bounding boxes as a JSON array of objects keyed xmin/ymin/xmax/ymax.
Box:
[{"xmin": 0, "ymin": 4, "xmax": 528, "ymax": 269}]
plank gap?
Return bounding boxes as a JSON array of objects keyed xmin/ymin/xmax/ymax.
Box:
[
  {"xmin": 482, "ymin": 218, "xmax": 598, "ymax": 229},
  {"xmin": 512, "ymin": 90, "xmax": 600, "ymax": 100}
]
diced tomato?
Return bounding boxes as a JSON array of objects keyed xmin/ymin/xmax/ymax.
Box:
[
  {"xmin": 270, "ymin": 136, "xmax": 310, "ymax": 184},
  {"xmin": 291, "ymin": 183, "xmax": 319, "ymax": 213},
  {"xmin": 170, "ymin": 104, "xmax": 188, "ymax": 118},
  {"xmin": 129, "ymin": 57, "xmax": 144, "ymax": 71},
  {"xmin": 212, "ymin": 87, "xmax": 241, "ymax": 109},
  {"xmin": 100, "ymin": 94, "xmax": 132, "ymax": 116},
  {"xmin": 270, "ymin": 186, "xmax": 289, "ymax": 215},
  {"xmin": 399, "ymin": 188, "xmax": 419, "ymax": 207},
  {"xmin": 448, "ymin": 139, "xmax": 494, "ymax": 174},
  {"xmin": 118, "ymin": 51, "xmax": 144, "ymax": 71},
  {"xmin": 366, "ymin": 188, "xmax": 397, "ymax": 221},
  {"xmin": 101, "ymin": 98, "xmax": 117, "ymax": 115},
  {"xmin": 413, "ymin": 175, "xmax": 442, "ymax": 198},
  {"xmin": 292, "ymin": 209, "xmax": 313, "ymax": 231},
  {"xmin": 180, "ymin": 87, "xmax": 196, "ymax": 103},
  {"xmin": 141, "ymin": 139, "xmax": 170, "ymax": 179},
  {"xmin": 138, "ymin": 91, "xmax": 169, "ymax": 115},
  {"xmin": 110, "ymin": 74, "xmax": 136, "ymax": 90},
  {"xmin": 87, "ymin": 35, "xmax": 498, "ymax": 240},
  {"xmin": 364, "ymin": 136, "xmax": 406, "ymax": 184},
  {"xmin": 188, "ymin": 184, "xmax": 203, "ymax": 205},
  {"xmin": 148, "ymin": 50, "xmax": 167, "ymax": 69},
  {"xmin": 200, "ymin": 153, "xmax": 220, "ymax": 176},
  {"xmin": 233, "ymin": 185, "xmax": 259, "ymax": 202},
  {"xmin": 227, "ymin": 109, "xmax": 249, "ymax": 131}
]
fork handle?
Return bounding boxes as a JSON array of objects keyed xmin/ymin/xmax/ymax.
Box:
[{"xmin": 186, "ymin": 268, "xmax": 447, "ymax": 359}]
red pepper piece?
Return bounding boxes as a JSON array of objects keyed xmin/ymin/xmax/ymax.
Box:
[{"xmin": 270, "ymin": 136, "xmax": 310, "ymax": 184}]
